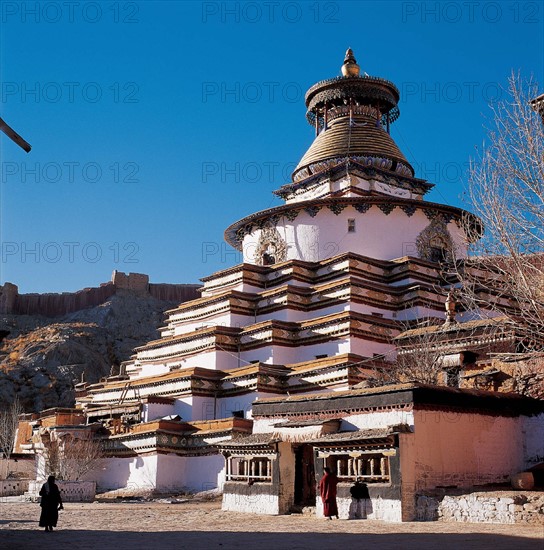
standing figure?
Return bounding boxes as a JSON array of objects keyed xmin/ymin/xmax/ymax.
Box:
[
  {"xmin": 319, "ymin": 467, "xmax": 339, "ymax": 520},
  {"xmin": 350, "ymin": 477, "xmax": 370, "ymax": 519},
  {"xmin": 39, "ymin": 475, "xmax": 63, "ymax": 531}
]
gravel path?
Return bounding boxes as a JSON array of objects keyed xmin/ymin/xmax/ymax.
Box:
[{"xmin": 1, "ymin": 500, "xmax": 542, "ymax": 550}]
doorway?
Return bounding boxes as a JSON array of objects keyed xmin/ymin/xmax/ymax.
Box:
[{"xmin": 294, "ymin": 444, "xmax": 316, "ymax": 506}]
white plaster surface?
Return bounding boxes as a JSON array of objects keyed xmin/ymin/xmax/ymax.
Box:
[
  {"xmin": 143, "ymin": 402, "xmax": 175, "ymax": 422},
  {"xmin": 28, "ymin": 480, "xmax": 96, "ymax": 502},
  {"xmin": 172, "ymin": 313, "xmax": 248, "ymax": 335},
  {"xmin": 222, "ymin": 489, "xmax": 279, "ymax": 515},
  {"xmin": 317, "ymin": 495, "xmax": 402, "ymax": 522},
  {"xmin": 157, "ymin": 454, "xmax": 224, "ymax": 493},
  {"xmin": 95, "ymin": 455, "xmax": 159, "ymax": 492},
  {"xmin": 242, "ymin": 209, "xmax": 468, "ymax": 264},
  {"xmin": 340, "ymin": 409, "xmax": 415, "ymax": 431},
  {"xmin": 95, "ymin": 453, "xmax": 225, "ymax": 493}
]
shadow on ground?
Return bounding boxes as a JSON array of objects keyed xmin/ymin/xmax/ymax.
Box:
[
  {"xmin": 2, "ymin": 529, "xmax": 543, "ymax": 550},
  {"xmin": 0, "ymin": 519, "xmax": 34, "ymax": 525}
]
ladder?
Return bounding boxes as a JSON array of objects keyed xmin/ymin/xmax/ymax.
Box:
[{"xmin": 119, "ymin": 382, "xmax": 140, "ymax": 404}]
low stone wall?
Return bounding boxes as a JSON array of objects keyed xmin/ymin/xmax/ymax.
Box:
[
  {"xmin": 416, "ymin": 491, "xmax": 544, "ymax": 524},
  {"xmin": 27, "ymin": 480, "xmax": 96, "ymax": 502},
  {"xmin": 0, "ymin": 479, "xmax": 29, "ymax": 496}
]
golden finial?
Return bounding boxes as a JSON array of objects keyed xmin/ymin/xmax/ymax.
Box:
[{"xmin": 341, "ymin": 48, "xmax": 360, "ymax": 77}]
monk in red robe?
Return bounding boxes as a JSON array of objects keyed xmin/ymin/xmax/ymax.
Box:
[{"xmin": 319, "ymin": 467, "xmax": 339, "ymax": 519}]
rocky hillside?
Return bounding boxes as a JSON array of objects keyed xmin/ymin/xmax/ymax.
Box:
[{"xmin": 0, "ymin": 291, "xmax": 185, "ymax": 412}]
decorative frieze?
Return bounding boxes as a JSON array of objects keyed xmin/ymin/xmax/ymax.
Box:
[
  {"xmin": 377, "ymin": 203, "xmax": 395, "ymax": 215},
  {"xmin": 423, "ymin": 208, "xmax": 437, "ymax": 221},
  {"xmin": 255, "ymin": 227, "xmax": 288, "ymax": 266},
  {"xmin": 275, "ymin": 161, "xmax": 432, "ymax": 200},
  {"xmin": 226, "ymin": 198, "xmax": 469, "ymax": 252},
  {"xmin": 284, "ymin": 210, "xmax": 299, "ymax": 221},
  {"xmin": 354, "ymin": 203, "xmax": 372, "ymax": 213},
  {"xmin": 416, "ymin": 216, "xmax": 455, "ymax": 264},
  {"xmin": 305, "ymin": 205, "xmax": 322, "ymax": 218},
  {"xmin": 400, "ymin": 204, "xmax": 417, "ymax": 217},
  {"xmin": 328, "ymin": 203, "xmax": 347, "ymax": 215}
]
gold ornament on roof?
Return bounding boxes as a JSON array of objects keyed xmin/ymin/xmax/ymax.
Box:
[{"xmin": 341, "ymin": 48, "xmax": 360, "ymax": 77}]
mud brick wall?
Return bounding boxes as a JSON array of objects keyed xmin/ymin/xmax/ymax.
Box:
[
  {"xmin": 0, "ymin": 272, "xmax": 201, "ymax": 317},
  {"xmin": 149, "ymin": 283, "xmax": 201, "ymax": 303}
]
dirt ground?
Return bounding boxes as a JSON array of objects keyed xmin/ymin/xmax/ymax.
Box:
[{"xmin": 1, "ymin": 498, "xmax": 542, "ymax": 550}]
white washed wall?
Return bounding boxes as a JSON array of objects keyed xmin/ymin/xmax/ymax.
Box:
[
  {"xmin": 167, "ymin": 454, "xmax": 225, "ymax": 492},
  {"xmin": 317, "ymin": 494, "xmax": 402, "ymax": 522},
  {"xmin": 95, "ymin": 455, "xmax": 158, "ymax": 492},
  {"xmin": 223, "ymin": 490, "xmax": 279, "ymax": 514},
  {"xmin": 242, "ymin": 209, "xmax": 468, "ymax": 264},
  {"xmin": 143, "ymin": 402, "xmax": 175, "ymax": 422},
  {"xmin": 173, "ymin": 313, "xmax": 249, "ymax": 335},
  {"xmin": 190, "ymin": 395, "xmax": 216, "ymax": 421},
  {"xmin": 174, "ymin": 396, "xmax": 195, "ymax": 420},
  {"xmin": 28, "ymin": 480, "xmax": 96, "ymax": 502},
  {"xmin": 341, "ymin": 409, "xmax": 415, "ymax": 431},
  {"xmin": 94, "ymin": 453, "xmax": 224, "ymax": 493}
]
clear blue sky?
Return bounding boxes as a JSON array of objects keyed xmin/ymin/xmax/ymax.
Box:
[{"xmin": 1, "ymin": 1, "xmax": 542, "ymax": 293}]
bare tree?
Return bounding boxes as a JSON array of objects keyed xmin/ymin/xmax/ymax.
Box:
[
  {"xmin": 59, "ymin": 436, "xmax": 104, "ymax": 481},
  {"xmin": 460, "ymin": 73, "xmax": 544, "ymax": 344},
  {"xmin": 0, "ymin": 397, "xmax": 23, "ymax": 477},
  {"xmin": 40, "ymin": 432, "xmax": 61, "ymax": 480},
  {"xmin": 42, "ymin": 433, "xmax": 104, "ymax": 481},
  {"xmin": 365, "ymin": 317, "xmax": 460, "ymax": 387}
]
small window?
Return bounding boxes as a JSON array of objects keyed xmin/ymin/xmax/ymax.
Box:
[
  {"xmin": 323, "ymin": 453, "xmax": 390, "ymax": 482},
  {"xmin": 348, "ymin": 219, "xmax": 356, "ymax": 232},
  {"xmin": 429, "ymin": 236, "xmax": 449, "ymax": 264},
  {"xmin": 226, "ymin": 456, "xmax": 272, "ymax": 482},
  {"xmin": 231, "ymin": 410, "xmax": 245, "ymax": 419},
  {"xmin": 429, "ymin": 246, "xmax": 447, "ymax": 263},
  {"xmin": 262, "ymin": 252, "xmax": 275, "ymax": 265},
  {"xmin": 315, "ymin": 354, "xmax": 328, "ymax": 359}
]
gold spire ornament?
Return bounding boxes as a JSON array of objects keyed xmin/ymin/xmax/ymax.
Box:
[{"xmin": 341, "ymin": 48, "xmax": 360, "ymax": 77}]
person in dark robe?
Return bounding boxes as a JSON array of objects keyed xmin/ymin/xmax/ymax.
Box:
[
  {"xmin": 350, "ymin": 477, "xmax": 370, "ymax": 519},
  {"xmin": 39, "ymin": 475, "xmax": 63, "ymax": 531},
  {"xmin": 319, "ymin": 467, "xmax": 339, "ymax": 519}
]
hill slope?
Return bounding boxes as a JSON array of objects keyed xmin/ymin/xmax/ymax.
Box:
[{"xmin": 0, "ymin": 291, "xmax": 181, "ymax": 412}]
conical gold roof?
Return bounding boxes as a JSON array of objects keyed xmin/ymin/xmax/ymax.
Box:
[
  {"xmin": 293, "ymin": 115, "xmax": 413, "ymax": 181},
  {"xmin": 293, "ymin": 49, "xmax": 413, "ymax": 182}
]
